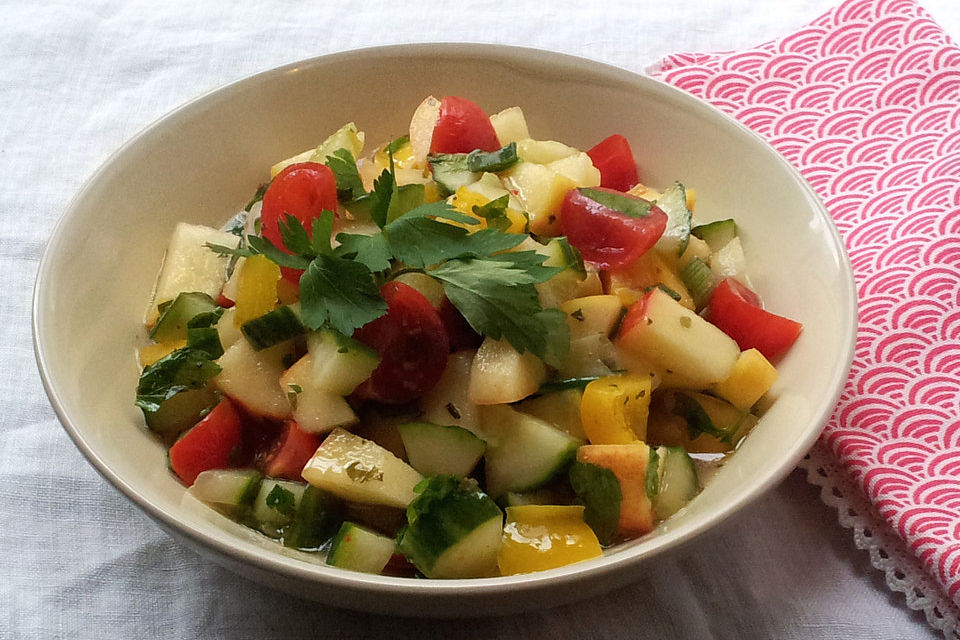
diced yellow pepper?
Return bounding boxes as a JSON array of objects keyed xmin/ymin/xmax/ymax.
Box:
[
  {"xmin": 603, "ymin": 250, "xmax": 694, "ymax": 310},
  {"xmin": 685, "ymin": 187, "xmax": 697, "ymax": 211},
  {"xmin": 497, "ymin": 505, "xmax": 602, "ymax": 575},
  {"xmin": 234, "ymin": 254, "xmax": 280, "ymax": 327},
  {"xmin": 710, "ymin": 348, "xmax": 778, "ymax": 410},
  {"xmin": 139, "ymin": 340, "xmax": 187, "ymax": 367},
  {"xmin": 449, "ymin": 187, "xmax": 527, "ymax": 234},
  {"xmin": 627, "ymin": 182, "xmax": 661, "ymax": 201},
  {"xmin": 580, "ymin": 374, "xmax": 652, "ymax": 444},
  {"xmin": 375, "ymin": 139, "xmax": 417, "ymax": 171}
]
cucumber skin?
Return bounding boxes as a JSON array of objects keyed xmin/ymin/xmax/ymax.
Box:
[
  {"xmin": 241, "ymin": 305, "xmax": 305, "ymax": 351},
  {"xmin": 397, "ymin": 476, "xmax": 502, "ymax": 574},
  {"xmin": 326, "ymin": 522, "xmax": 396, "ymax": 574},
  {"xmin": 651, "ymin": 446, "xmax": 700, "ymax": 520},
  {"xmin": 397, "ymin": 422, "xmax": 486, "ymax": 477},
  {"xmin": 150, "ymin": 292, "xmax": 219, "ymax": 343},
  {"xmin": 283, "ymin": 485, "xmax": 343, "ymax": 551}
]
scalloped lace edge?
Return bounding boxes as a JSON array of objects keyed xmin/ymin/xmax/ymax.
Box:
[{"xmin": 799, "ymin": 441, "xmax": 960, "ymax": 639}]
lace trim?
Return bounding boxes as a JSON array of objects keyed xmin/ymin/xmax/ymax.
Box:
[{"xmin": 799, "ymin": 441, "xmax": 960, "ymax": 639}]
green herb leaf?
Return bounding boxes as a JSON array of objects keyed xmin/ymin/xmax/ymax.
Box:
[
  {"xmin": 472, "ymin": 194, "xmax": 511, "ymax": 231},
  {"xmin": 429, "ymin": 257, "xmax": 569, "ymax": 367},
  {"xmin": 334, "ymin": 232, "xmax": 392, "ymax": 272},
  {"xmin": 579, "ymin": 187, "xmax": 653, "ymax": 218},
  {"xmin": 205, "ymin": 242, "xmax": 256, "ymax": 260},
  {"xmin": 311, "ymin": 210, "xmax": 335, "ymax": 256},
  {"xmin": 370, "ymin": 163, "xmax": 395, "ymax": 229},
  {"xmin": 325, "ymin": 148, "xmax": 366, "ymax": 203},
  {"xmin": 246, "ymin": 235, "xmax": 311, "ymax": 270},
  {"xmin": 386, "ymin": 134, "xmax": 410, "ymax": 155},
  {"xmin": 244, "ymin": 182, "xmax": 271, "ymax": 212},
  {"xmin": 465, "ymin": 142, "xmax": 519, "ymax": 172},
  {"xmin": 645, "ymin": 448, "xmax": 661, "ymax": 499},
  {"xmin": 278, "ymin": 213, "xmax": 315, "ymax": 259},
  {"xmin": 186, "ymin": 327, "xmax": 223, "ymax": 359},
  {"xmin": 298, "ymin": 253, "xmax": 388, "ymax": 335},
  {"xmin": 265, "ymin": 484, "xmax": 297, "ymax": 517},
  {"xmin": 135, "ymin": 348, "xmax": 222, "ymax": 413},
  {"xmin": 569, "ymin": 461, "xmax": 622, "ymax": 546},
  {"xmin": 386, "ymin": 183, "xmax": 426, "ymax": 224}
]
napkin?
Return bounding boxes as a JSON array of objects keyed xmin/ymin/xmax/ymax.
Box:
[{"xmin": 650, "ymin": 0, "xmax": 960, "ymax": 609}]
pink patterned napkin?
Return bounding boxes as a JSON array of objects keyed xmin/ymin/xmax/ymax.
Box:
[{"xmin": 650, "ymin": 0, "xmax": 960, "ymax": 607}]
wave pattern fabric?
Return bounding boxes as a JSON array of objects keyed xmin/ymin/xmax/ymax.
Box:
[{"xmin": 652, "ymin": 0, "xmax": 960, "ymax": 606}]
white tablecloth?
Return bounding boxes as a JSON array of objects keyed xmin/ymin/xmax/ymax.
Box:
[{"xmin": 5, "ymin": 1, "xmax": 959, "ymax": 637}]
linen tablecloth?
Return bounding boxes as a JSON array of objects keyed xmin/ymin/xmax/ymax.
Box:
[{"xmin": 5, "ymin": 1, "xmax": 960, "ymax": 638}]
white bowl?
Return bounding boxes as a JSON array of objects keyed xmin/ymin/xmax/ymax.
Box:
[{"xmin": 33, "ymin": 44, "xmax": 857, "ymax": 617}]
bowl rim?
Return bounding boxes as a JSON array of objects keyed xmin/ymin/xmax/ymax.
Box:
[{"xmin": 32, "ymin": 42, "xmax": 858, "ymax": 602}]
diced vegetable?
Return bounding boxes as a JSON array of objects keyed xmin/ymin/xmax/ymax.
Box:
[
  {"xmin": 652, "ymin": 182, "xmax": 692, "ymax": 257},
  {"xmin": 168, "ymin": 398, "xmax": 243, "ymax": 485},
  {"xmin": 251, "ymin": 479, "xmax": 307, "ymax": 537},
  {"xmin": 261, "ymin": 420, "xmax": 323, "ymax": 480},
  {"xmin": 708, "ymin": 278, "xmax": 802, "ymax": 360},
  {"xmin": 420, "ymin": 349, "xmax": 482, "ymax": 433},
  {"xmin": 489, "ymin": 106, "xmax": 530, "ymax": 145},
  {"xmin": 151, "ymin": 292, "xmax": 220, "ymax": 343},
  {"xmin": 283, "ymin": 485, "xmax": 342, "ymax": 550},
  {"xmin": 580, "ymin": 374, "xmax": 651, "ymax": 444},
  {"xmin": 398, "ymin": 422, "xmax": 486, "ymax": 477},
  {"xmin": 190, "ymin": 468, "xmax": 262, "ymax": 508},
  {"xmin": 233, "ymin": 254, "xmax": 281, "ymax": 327},
  {"xmin": 498, "ymin": 505, "xmax": 602, "ymax": 575},
  {"xmin": 559, "ymin": 295, "xmax": 623, "ymax": 341},
  {"xmin": 576, "ymin": 443, "xmax": 655, "ymax": 537},
  {"xmin": 469, "ymin": 337, "xmax": 546, "ymax": 405},
  {"xmin": 586, "ymin": 134, "xmax": 639, "ymax": 192},
  {"xmin": 429, "ymin": 96, "xmax": 500, "ymax": 154},
  {"xmin": 327, "ymin": 522, "xmax": 396, "ymax": 574},
  {"xmin": 680, "ymin": 257, "xmax": 715, "ymax": 310},
  {"xmin": 306, "ymin": 329, "xmax": 380, "ymax": 396},
  {"xmin": 215, "ymin": 339, "xmax": 293, "ymax": 420},
  {"xmin": 301, "ymin": 428, "xmax": 423, "ymax": 509},
  {"xmin": 518, "ymin": 388, "xmax": 586, "ymax": 440},
  {"xmin": 649, "ymin": 446, "xmax": 700, "ymax": 520},
  {"xmin": 710, "ymin": 348, "xmax": 778, "ymax": 410},
  {"xmin": 241, "ymin": 304, "xmax": 304, "ymax": 350},
  {"xmin": 397, "ymin": 476, "xmax": 503, "ymax": 579},
  {"xmin": 602, "ymin": 248, "xmax": 694, "ymax": 311},
  {"xmin": 691, "ymin": 218, "xmax": 737, "ymax": 252},
  {"xmin": 646, "ymin": 390, "xmax": 758, "ymax": 453},
  {"xmin": 568, "ymin": 461, "xmax": 622, "ymax": 545}
]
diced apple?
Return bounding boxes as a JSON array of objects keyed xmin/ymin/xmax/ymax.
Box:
[
  {"xmin": 490, "ymin": 106, "xmax": 530, "ymax": 145},
  {"xmin": 577, "ymin": 443, "xmax": 655, "ymax": 537},
  {"xmin": 279, "ymin": 354, "xmax": 358, "ymax": 434},
  {"xmin": 409, "ymin": 95, "xmax": 441, "ymax": 168},
  {"xmin": 502, "ymin": 162, "xmax": 575, "ymax": 236},
  {"xmin": 301, "ymin": 428, "xmax": 423, "ymax": 508},
  {"xmin": 615, "ymin": 288, "xmax": 739, "ymax": 387},
  {"xmin": 546, "ymin": 152, "xmax": 601, "ymax": 188},
  {"xmin": 149, "ymin": 223, "xmax": 237, "ymax": 323},
  {"xmin": 469, "ymin": 338, "xmax": 546, "ymax": 405},
  {"xmin": 559, "ymin": 295, "xmax": 624, "ymax": 341},
  {"xmin": 603, "ymin": 249, "xmax": 694, "ymax": 311},
  {"xmin": 516, "ymin": 139, "xmax": 578, "ymax": 164},
  {"xmin": 214, "ymin": 339, "xmax": 292, "ymax": 419},
  {"xmin": 557, "ymin": 334, "xmax": 615, "ymax": 379}
]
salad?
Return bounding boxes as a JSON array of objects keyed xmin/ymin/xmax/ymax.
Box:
[{"xmin": 136, "ymin": 96, "xmax": 802, "ymax": 578}]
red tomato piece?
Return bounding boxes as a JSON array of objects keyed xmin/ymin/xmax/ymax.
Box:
[
  {"xmin": 353, "ymin": 281, "xmax": 450, "ymax": 404},
  {"xmin": 262, "ymin": 420, "xmax": 323, "ymax": 480},
  {"xmin": 260, "ymin": 162, "xmax": 338, "ymax": 283},
  {"xmin": 216, "ymin": 292, "xmax": 235, "ymax": 308},
  {"xmin": 587, "ymin": 134, "xmax": 639, "ymax": 192},
  {"xmin": 438, "ymin": 298, "xmax": 482, "ymax": 352},
  {"xmin": 559, "ymin": 188, "xmax": 667, "ymax": 269},
  {"xmin": 429, "ymin": 96, "xmax": 500, "ymax": 154},
  {"xmin": 168, "ymin": 398, "xmax": 243, "ymax": 485},
  {"xmin": 708, "ymin": 278, "xmax": 803, "ymax": 359}
]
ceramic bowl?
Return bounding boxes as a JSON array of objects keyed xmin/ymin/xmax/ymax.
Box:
[{"xmin": 33, "ymin": 44, "xmax": 857, "ymax": 617}]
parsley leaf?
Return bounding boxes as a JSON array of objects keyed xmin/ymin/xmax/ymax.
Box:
[
  {"xmin": 569, "ymin": 461, "xmax": 622, "ymax": 546},
  {"xmin": 326, "ymin": 148, "xmax": 366, "ymax": 203},
  {"xmin": 429, "ymin": 257, "xmax": 569, "ymax": 367},
  {"xmin": 370, "ymin": 165, "xmax": 394, "ymax": 229},
  {"xmin": 278, "ymin": 213, "xmax": 314, "ymax": 258},
  {"xmin": 244, "ymin": 181, "xmax": 271, "ymax": 212},
  {"xmin": 298, "ymin": 253, "xmax": 388, "ymax": 335},
  {"xmin": 334, "ymin": 232, "xmax": 392, "ymax": 272},
  {"xmin": 135, "ymin": 348, "xmax": 222, "ymax": 413},
  {"xmin": 465, "ymin": 143, "xmax": 519, "ymax": 172},
  {"xmin": 579, "ymin": 187, "xmax": 653, "ymax": 218},
  {"xmin": 265, "ymin": 484, "xmax": 297, "ymax": 517},
  {"xmin": 472, "ymin": 194, "xmax": 512, "ymax": 231}
]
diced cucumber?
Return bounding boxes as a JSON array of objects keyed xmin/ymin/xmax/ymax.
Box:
[
  {"xmin": 306, "ymin": 329, "xmax": 380, "ymax": 396},
  {"xmin": 326, "ymin": 522, "xmax": 396, "ymax": 574},
  {"xmin": 216, "ymin": 307, "xmax": 243, "ymax": 350},
  {"xmin": 280, "ymin": 353, "xmax": 358, "ymax": 434},
  {"xmin": 190, "ymin": 468, "xmax": 262, "ymax": 506},
  {"xmin": 502, "ymin": 486, "xmax": 573, "ymax": 507},
  {"xmin": 479, "ymin": 405, "xmax": 581, "ymax": 498},
  {"xmin": 516, "ymin": 139, "xmax": 578, "ymax": 164},
  {"xmin": 251, "ymin": 479, "xmax": 307, "ymax": 538},
  {"xmin": 680, "ymin": 257, "xmax": 716, "ymax": 310},
  {"xmin": 301, "ymin": 428, "xmax": 423, "ymax": 509},
  {"xmin": 150, "ymin": 292, "xmax": 220, "ymax": 343},
  {"xmin": 310, "ymin": 122, "xmax": 365, "ymax": 165},
  {"xmin": 653, "ymin": 183, "xmax": 692, "ymax": 257},
  {"xmin": 143, "ymin": 386, "xmax": 219, "ymax": 439},
  {"xmin": 672, "ymin": 391, "xmax": 758, "ymax": 447},
  {"xmin": 429, "ymin": 154, "xmax": 480, "ymax": 197},
  {"xmin": 397, "ymin": 422, "xmax": 486, "ymax": 477},
  {"xmin": 214, "ymin": 339, "xmax": 293, "ymax": 420},
  {"xmin": 691, "ymin": 218, "xmax": 738, "ymax": 252},
  {"xmin": 241, "ymin": 305, "xmax": 305, "ymax": 350},
  {"xmin": 283, "ymin": 485, "xmax": 342, "ymax": 550},
  {"xmin": 557, "ymin": 334, "xmax": 616, "ymax": 379},
  {"xmin": 650, "ymin": 446, "xmax": 700, "ymax": 519},
  {"xmin": 397, "ymin": 476, "xmax": 503, "ymax": 579},
  {"xmin": 709, "ymin": 237, "xmax": 750, "ymax": 286}
]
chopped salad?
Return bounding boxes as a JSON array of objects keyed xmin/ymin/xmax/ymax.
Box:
[{"xmin": 136, "ymin": 96, "xmax": 802, "ymax": 578}]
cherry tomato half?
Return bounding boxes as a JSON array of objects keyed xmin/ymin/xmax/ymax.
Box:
[
  {"xmin": 429, "ymin": 96, "xmax": 501, "ymax": 155},
  {"xmin": 560, "ymin": 187, "xmax": 667, "ymax": 269},
  {"xmin": 587, "ymin": 134, "xmax": 639, "ymax": 192},
  {"xmin": 708, "ymin": 278, "xmax": 803, "ymax": 360},
  {"xmin": 261, "ymin": 420, "xmax": 323, "ymax": 481},
  {"xmin": 260, "ymin": 162, "xmax": 338, "ymax": 283},
  {"xmin": 352, "ymin": 281, "xmax": 450, "ymax": 404},
  {"xmin": 168, "ymin": 398, "xmax": 243, "ymax": 485}
]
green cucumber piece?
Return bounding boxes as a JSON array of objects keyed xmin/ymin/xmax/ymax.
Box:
[
  {"xmin": 306, "ymin": 329, "xmax": 380, "ymax": 395},
  {"xmin": 397, "ymin": 422, "xmax": 486, "ymax": 477},
  {"xmin": 428, "ymin": 154, "xmax": 479, "ymax": 196},
  {"xmin": 397, "ymin": 476, "xmax": 503, "ymax": 579},
  {"xmin": 241, "ymin": 305, "xmax": 305, "ymax": 350},
  {"xmin": 681, "ymin": 257, "xmax": 716, "ymax": 310},
  {"xmin": 651, "ymin": 446, "xmax": 700, "ymax": 519},
  {"xmin": 191, "ymin": 468, "xmax": 262, "ymax": 505},
  {"xmin": 326, "ymin": 522, "xmax": 396, "ymax": 574},
  {"xmin": 143, "ymin": 386, "xmax": 219, "ymax": 439},
  {"xmin": 480, "ymin": 405, "xmax": 581, "ymax": 498},
  {"xmin": 542, "ymin": 236, "xmax": 586, "ymax": 278},
  {"xmin": 150, "ymin": 292, "xmax": 219, "ymax": 343},
  {"xmin": 251, "ymin": 479, "xmax": 307, "ymax": 538},
  {"xmin": 569, "ymin": 461, "xmax": 622, "ymax": 545},
  {"xmin": 654, "ymin": 182, "xmax": 692, "ymax": 257},
  {"xmin": 691, "ymin": 218, "xmax": 738, "ymax": 252},
  {"xmin": 283, "ymin": 485, "xmax": 342, "ymax": 550}
]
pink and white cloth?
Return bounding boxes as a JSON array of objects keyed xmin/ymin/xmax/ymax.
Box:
[{"xmin": 652, "ymin": 0, "xmax": 960, "ymax": 608}]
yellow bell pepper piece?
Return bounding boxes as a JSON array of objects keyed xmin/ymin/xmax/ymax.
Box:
[
  {"xmin": 710, "ymin": 348, "xmax": 778, "ymax": 411},
  {"xmin": 580, "ymin": 374, "xmax": 652, "ymax": 444},
  {"xmin": 497, "ymin": 505, "xmax": 602, "ymax": 575},
  {"xmin": 449, "ymin": 187, "xmax": 527, "ymax": 234},
  {"xmin": 139, "ymin": 340, "xmax": 187, "ymax": 367},
  {"xmin": 375, "ymin": 138, "xmax": 417, "ymax": 170},
  {"xmin": 233, "ymin": 254, "xmax": 280, "ymax": 327}
]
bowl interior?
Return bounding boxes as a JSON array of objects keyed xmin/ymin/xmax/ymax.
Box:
[{"xmin": 34, "ymin": 44, "xmax": 856, "ymax": 615}]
